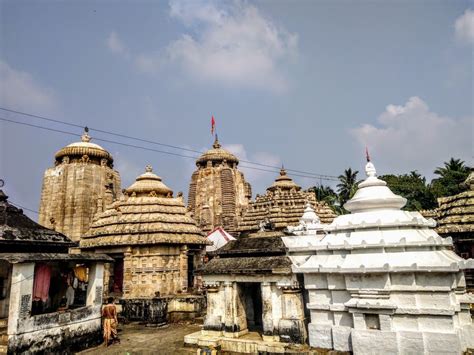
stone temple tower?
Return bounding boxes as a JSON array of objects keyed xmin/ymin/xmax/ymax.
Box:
[
  {"xmin": 38, "ymin": 128, "xmax": 121, "ymax": 241},
  {"xmin": 187, "ymin": 136, "xmax": 251, "ymax": 235}
]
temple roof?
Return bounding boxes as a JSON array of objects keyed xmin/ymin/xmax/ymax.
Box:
[
  {"xmin": 238, "ymin": 170, "xmax": 336, "ymax": 233},
  {"xmin": 54, "ymin": 128, "xmax": 113, "ymax": 163},
  {"xmin": 436, "ymin": 171, "xmax": 474, "ymax": 235},
  {"xmin": 125, "ymin": 165, "xmax": 173, "ymax": 197},
  {"xmin": 80, "ymin": 165, "xmax": 208, "ymax": 248},
  {"xmin": 285, "ymin": 160, "xmax": 473, "ymax": 275},
  {"xmin": 196, "ymin": 136, "xmax": 239, "ymax": 166},
  {"xmin": 267, "ymin": 168, "xmax": 301, "ymax": 192},
  {"xmin": 0, "ymin": 189, "xmax": 75, "ymax": 249}
]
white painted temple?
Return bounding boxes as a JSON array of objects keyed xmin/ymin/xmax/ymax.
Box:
[{"xmin": 283, "ymin": 160, "xmax": 474, "ymax": 354}]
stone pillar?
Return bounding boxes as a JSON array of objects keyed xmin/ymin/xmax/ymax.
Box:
[
  {"xmin": 261, "ymin": 282, "xmax": 276, "ymax": 341},
  {"xmin": 203, "ymin": 284, "xmax": 223, "ymax": 334},
  {"xmin": 223, "ymin": 281, "xmax": 235, "ymax": 335},
  {"xmin": 8, "ymin": 263, "xmax": 35, "ymax": 335},
  {"xmin": 122, "ymin": 249, "xmax": 132, "ymax": 298},
  {"xmin": 87, "ymin": 262, "xmax": 104, "ymax": 306},
  {"xmin": 278, "ymin": 287, "xmax": 306, "ymax": 343},
  {"xmin": 179, "ymin": 245, "xmax": 188, "ymax": 292}
]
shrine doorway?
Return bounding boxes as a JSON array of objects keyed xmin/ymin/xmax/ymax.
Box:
[{"xmin": 241, "ymin": 282, "xmax": 263, "ymax": 332}]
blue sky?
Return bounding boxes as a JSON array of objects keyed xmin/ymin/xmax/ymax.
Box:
[{"xmin": 0, "ymin": 0, "xmax": 472, "ymax": 219}]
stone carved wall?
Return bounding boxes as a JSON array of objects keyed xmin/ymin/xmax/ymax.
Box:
[
  {"xmin": 187, "ymin": 139, "xmax": 251, "ymax": 235},
  {"xmin": 38, "ymin": 134, "xmax": 121, "ymax": 242}
]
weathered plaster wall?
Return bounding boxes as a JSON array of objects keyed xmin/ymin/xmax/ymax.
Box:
[
  {"xmin": 7, "ymin": 262, "xmax": 105, "ymax": 354},
  {"xmin": 0, "ymin": 262, "xmax": 11, "ymax": 319}
]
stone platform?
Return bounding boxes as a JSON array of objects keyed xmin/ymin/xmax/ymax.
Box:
[{"xmin": 184, "ymin": 330, "xmax": 310, "ymax": 354}]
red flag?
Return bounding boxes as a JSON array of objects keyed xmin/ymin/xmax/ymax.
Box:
[
  {"xmin": 211, "ymin": 115, "xmax": 216, "ymax": 135},
  {"xmin": 365, "ymin": 146, "xmax": 371, "ymax": 162}
]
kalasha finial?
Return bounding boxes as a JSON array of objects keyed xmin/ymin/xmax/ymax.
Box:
[
  {"xmin": 213, "ymin": 134, "xmax": 221, "ymax": 149},
  {"xmin": 280, "ymin": 165, "xmax": 286, "ymax": 176},
  {"xmin": 365, "ymin": 146, "xmax": 371, "ymax": 162},
  {"xmin": 81, "ymin": 127, "xmax": 91, "ymax": 143},
  {"xmin": 145, "ymin": 165, "xmax": 153, "ymax": 173}
]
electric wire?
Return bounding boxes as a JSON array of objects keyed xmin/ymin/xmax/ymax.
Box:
[{"xmin": 0, "ymin": 107, "xmax": 339, "ymax": 180}]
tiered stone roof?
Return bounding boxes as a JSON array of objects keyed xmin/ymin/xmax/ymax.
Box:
[
  {"xmin": 238, "ymin": 168, "xmax": 336, "ymax": 233},
  {"xmin": 436, "ymin": 171, "xmax": 474, "ymax": 235},
  {"xmin": 80, "ymin": 165, "xmax": 208, "ymax": 248}
]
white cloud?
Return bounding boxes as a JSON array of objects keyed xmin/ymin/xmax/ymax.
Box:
[
  {"xmin": 224, "ymin": 143, "xmax": 281, "ymax": 185},
  {"xmin": 454, "ymin": 9, "xmax": 474, "ymax": 45},
  {"xmin": 134, "ymin": 0, "xmax": 298, "ymax": 92},
  {"xmin": 106, "ymin": 31, "xmax": 130, "ymax": 57},
  {"xmin": 351, "ymin": 97, "xmax": 472, "ymax": 178},
  {"xmin": 0, "ymin": 60, "xmax": 58, "ymax": 114}
]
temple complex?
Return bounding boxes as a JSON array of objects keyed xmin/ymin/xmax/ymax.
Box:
[
  {"xmin": 284, "ymin": 160, "xmax": 474, "ymax": 354},
  {"xmin": 79, "ymin": 165, "xmax": 208, "ymax": 300},
  {"xmin": 38, "ymin": 128, "xmax": 121, "ymax": 242},
  {"xmin": 187, "ymin": 137, "xmax": 252, "ymax": 235},
  {"xmin": 0, "ymin": 188, "xmax": 110, "ymax": 353},
  {"xmin": 436, "ymin": 170, "xmax": 474, "ymax": 290},
  {"xmin": 237, "ymin": 168, "xmax": 336, "ymax": 234}
]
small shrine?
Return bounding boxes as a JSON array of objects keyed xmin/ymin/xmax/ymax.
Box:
[{"xmin": 283, "ymin": 160, "xmax": 474, "ymax": 354}]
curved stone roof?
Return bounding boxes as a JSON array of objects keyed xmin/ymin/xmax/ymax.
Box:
[
  {"xmin": 196, "ymin": 136, "xmax": 239, "ymax": 166},
  {"xmin": 80, "ymin": 166, "xmax": 208, "ymax": 248},
  {"xmin": 238, "ymin": 170, "xmax": 336, "ymax": 233},
  {"xmin": 0, "ymin": 189, "xmax": 74, "ymax": 248},
  {"xmin": 54, "ymin": 128, "xmax": 113, "ymax": 163},
  {"xmin": 125, "ymin": 165, "xmax": 173, "ymax": 197},
  {"xmin": 437, "ymin": 171, "xmax": 474, "ymax": 234}
]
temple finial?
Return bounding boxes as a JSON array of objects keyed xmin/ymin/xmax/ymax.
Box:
[
  {"xmin": 213, "ymin": 134, "xmax": 221, "ymax": 149},
  {"xmin": 280, "ymin": 165, "xmax": 286, "ymax": 176},
  {"xmin": 81, "ymin": 127, "xmax": 91, "ymax": 143},
  {"xmin": 145, "ymin": 165, "xmax": 153, "ymax": 173},
  {"xmin": 365, "ymin": 146, "xmax": 370, "ymax": 162}
]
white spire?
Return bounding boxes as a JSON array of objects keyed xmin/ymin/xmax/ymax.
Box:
[{"xmin": 344, "ymin": 160, "xmax": 406, "ymax": 213}]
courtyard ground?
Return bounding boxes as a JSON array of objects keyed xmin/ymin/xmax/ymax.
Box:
[{"xmin": 79, "ymin": 322, "xmax": 201, "ymax": 355}]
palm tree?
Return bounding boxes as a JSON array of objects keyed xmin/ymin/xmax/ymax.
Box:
[
  {"xmin": 337, "ymin": 168, "xmax": 359, "ymax": 206},
  {"xmin": 432, "ymin": 158, "xmax": 470, "ymax": 198},
  {"xmin": 434, "ymin": 158, "xmax": 469, "ymax": 178}
]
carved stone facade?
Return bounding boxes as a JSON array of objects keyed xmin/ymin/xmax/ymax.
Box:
[
  {"xmin": 187, "ymin": 137, "xmax": 251, "ymax": 235},
  {"xmin": 38, "ymin": 129, "xmax": 121, "ymax": 241},
  {"xmin": 238, "ymin": 168, "xmax": 336, "ymax": 234},
  {"xmin": 80, "ymin": 165, "xmax": 208, "ymax": 300}
]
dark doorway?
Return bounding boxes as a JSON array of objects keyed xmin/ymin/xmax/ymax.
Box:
[
  {"xmin": 242, "ymin": 283, "xmax": 263, "ymax": 332},
  {"xmin": 110, "ymin": 257, "xmax": 124, "ymax": 294}
]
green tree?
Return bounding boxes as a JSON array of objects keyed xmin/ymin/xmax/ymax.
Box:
[
  {"xmin": 309, "ymin": 185, "xmax": 344, "ymax": 215},
  {"xmin": 380, "ymin": 171, "xmax": 437, "ymax": 210},
  {"xmin": 337, "ymin": 168, "xmax": 359, "ymax": 206},
  {"xmin": 431, "ymin": 158, "xmax": 470, "ymax": 198}
]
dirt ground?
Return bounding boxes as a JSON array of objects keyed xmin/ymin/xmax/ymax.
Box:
[{"xmin": 78, "ymin": 322, "xmax": 201, "ymax": 355}]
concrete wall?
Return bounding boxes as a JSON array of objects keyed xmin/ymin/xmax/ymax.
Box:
[{"xmin": 7, "ymin": 262, "xmax": 105, "ymax": 353}]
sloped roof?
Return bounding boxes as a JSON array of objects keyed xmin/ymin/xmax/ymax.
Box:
[
  {"xmin": 437, "ymin": 172, "xmax": 474, "ymax": 235},
  {"xmin": 0, "ymin": 190, "xmax": 75, "ymax": 247}
]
